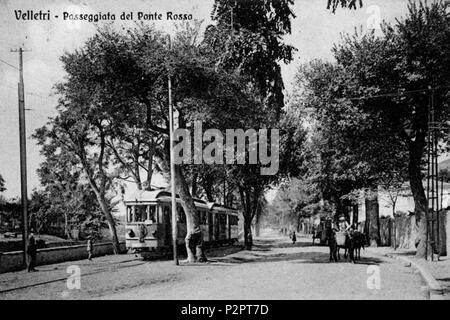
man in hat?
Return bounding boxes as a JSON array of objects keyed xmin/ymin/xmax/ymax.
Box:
[{"xmin": 337, "ymin": 215, "xmax": 350, "ymax": 232}]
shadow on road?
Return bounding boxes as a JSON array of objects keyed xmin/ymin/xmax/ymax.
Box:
[
  {"xmin": 436, "ymin": 278, "xmax": 450, "ymax": 295},
  {"xmin": 208, "ymin": 238, "xmax": 383, "ymax": 266},
  {"xmin": 253, "ymin": 238, "xmax": 315, "ymax": 250}
]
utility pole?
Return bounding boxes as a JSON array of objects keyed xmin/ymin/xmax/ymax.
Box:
[
  {"xmin": 230, "ymin": 1, "xmax": 236, "ymax": 38},
  {"xmin": 11, "ymin": 47, "xmax": 31, "ymax": 268},
  {"xmin": 426, "ymin": 89, "xmax": 440, "ymax": 261},
  {"xmin": 224, "ymin": 0, "xmax": 236, "ymax": 208},
  {"xmin": 167, "ymin": 35, "xmax": 178, "ymax": 265}
]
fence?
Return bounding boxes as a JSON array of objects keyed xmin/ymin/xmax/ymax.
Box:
[
  {"xmin": 297, "ymin": 210, "xmax": 450, "ymax": 255},
  {"xmin": 375, "ymin": 210, "xmax": 449, "ymax": 255}
]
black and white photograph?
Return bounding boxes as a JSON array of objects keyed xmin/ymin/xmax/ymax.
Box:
[{"xmin": 1, "ymin": 0, "xmax": 450, "ymax": 306}]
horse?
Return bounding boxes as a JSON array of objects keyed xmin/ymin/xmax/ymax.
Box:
[
  {"xmin": 325, "ymin": 225, "xmax": 355, "ymax": 263},
  {"xmin": 337, "ymin": 231, "xmax": 355, "ymax": 263},
  {"xmin": 352, "ymin": 231, "xmax": 366, "ymax": 260}
]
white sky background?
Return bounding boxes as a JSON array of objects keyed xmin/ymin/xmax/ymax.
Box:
[{"xmin": 0, "ymin": 0, "xmax": 411, "ymax": 199}]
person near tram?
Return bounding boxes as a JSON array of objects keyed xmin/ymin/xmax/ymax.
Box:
[{"xmin": 27, "ymin": 230, "xmax": 38, "ymax": 272}]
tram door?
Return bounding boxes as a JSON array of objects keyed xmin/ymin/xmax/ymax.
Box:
[
  {"xmin": 162, "ymin": 205, "xmax": 171, "ymax": 246},
  {"xmin": 214, "ymin": 213, "xmax": 220, "ymax": 241},
  {"xmin": 227, "ymin": 215, "xmax": 231, "ymax": 240},
  {"xmin": 208, "ymin": 211, "xmax": 213, "ymax": 241}
]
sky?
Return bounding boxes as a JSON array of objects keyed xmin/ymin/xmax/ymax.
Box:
[{"xmin": 0, "ymin": 0, "xmax": 412, "ymax": 199}]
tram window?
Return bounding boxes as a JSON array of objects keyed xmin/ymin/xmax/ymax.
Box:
[
  {"xmin": 148, "ymin": 205, "xmax": 157, "ymax": 223},
  {"xmin": 177, "ymin": 205, "xmax": 186, "ymax": 223},
  {"xmin": 199, "ymin": 211, "xmax": 207, "ymax": 224},
  {"xmin": 126, "ymin": 206, "xmax": 134, "ymax": 223},
  {"xmin": 135, "ymin": 206, "xmax": 147, "ymax": 222},
  {"xmin": 162, "ymin": 206, "xmax": 170, "ymax": 223}
]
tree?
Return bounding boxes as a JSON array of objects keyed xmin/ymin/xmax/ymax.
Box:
[
  {"xmin": 289, "ymin": 45, "xmax": 414, "ymax": 247},
  {"xmin": 379, "ymin": 169, "xmax": 408, "ymax": 218},
  {"xmin": 440, "ymin": 169, "xmax": 450, "ymax": 183},
  {"xmin": 291, "ymin": 60, "xmax": 396, "ymax": 216},
  {"xmin": 34, "ymin": 94, "xmax": 122, "ymax": 253},
  {"xmin": 327, "ymin": 0, "xmax": 363, "ymax": 12},
  {"xmin": 30, "ymin": 140, "xmax": 107, "ymax": 239},
  {"xmin": 268, "ymin": 177, "xmax": 317, "ymax": 230},
  {"xmin": 200, "ymin": 0, "xmax": 298, "ymax": 249},
  {"xmin": 332, "ymin": 1, "xmax": 450, "ymax": 257},
  {"xmin": 36, "ymin": 23, "xmax": 268, "ymax": 261},
  {"xmin": 0, "ymin": 174, "xmax": 5, "ymax": 193}
]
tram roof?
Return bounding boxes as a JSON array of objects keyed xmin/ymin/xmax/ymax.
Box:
[
  {"xmin": 207, "ymin": 202, "xmax": 239, "ymax": 214},
  {"xmin": 124, "ymin": 189, "xmax": 208, "ymax": 208},
  {"xmin": 124, "ymin": 190, "xmax": 238, "ymax": 213},
  {"xmin": 123, "ymin": 189, "xmax": 172, "ymax": 202}
]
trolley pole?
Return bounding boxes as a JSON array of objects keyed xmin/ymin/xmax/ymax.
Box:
[
  {"xmin": 168, "ymin": 35, "xmax": 178, "ymax": 265},
  {"xmin": 11, "ymin": 47, "xmax": 30, "ymax": 268}
]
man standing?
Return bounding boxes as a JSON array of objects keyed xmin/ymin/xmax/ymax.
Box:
[
  {"xmin": 27, "ymin": 230, "xmax": 38, "ymax": 272},
  {"xmin": 87, "ymin": 236, "xmax": 93, "ymax": 261}
]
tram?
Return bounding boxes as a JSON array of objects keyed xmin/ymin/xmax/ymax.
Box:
[{"xmin": 123, "ymin": 190, "xmax": 239, "ymax": 255}]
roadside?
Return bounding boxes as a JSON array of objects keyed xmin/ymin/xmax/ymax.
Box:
[{"xmin": 365, "ymin": 246, "xmax": 450, "ymax": 299}]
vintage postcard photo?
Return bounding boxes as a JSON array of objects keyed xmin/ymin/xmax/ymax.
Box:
[{"xmin": 0, "ymin": 0, "xmax": 449, "ymax": 306}]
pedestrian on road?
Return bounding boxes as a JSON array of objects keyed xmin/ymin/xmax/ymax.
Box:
[
  {"xmin": 291, "ymin": 231, "xmax": 297, "ymax": 244},
  {"xmin": 87, "ymin": 236, "xmax": 94, "ymax": 261},
  {"xmin": 27, "ymin": 230, "xmax": 38, "ymax": 272}
]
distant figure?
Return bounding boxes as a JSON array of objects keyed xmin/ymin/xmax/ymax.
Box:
[
  {"xmin": 27, "ymin": 230, "xmax": 38, "ymax": 272},
  {"xmin": 87, "ymin": 236, "xmax": 94, "ymax": 261},
  {"xmin": 291, "ymin": 231, "xmax": 297, "ymax": 244}
]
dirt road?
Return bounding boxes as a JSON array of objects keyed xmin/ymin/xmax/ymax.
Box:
[{"xmin": 0, "ymin": 232, "xmax": 426, "ymax": 300}]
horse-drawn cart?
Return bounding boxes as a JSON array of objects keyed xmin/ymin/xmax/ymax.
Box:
[{"xmin": 335, "ymin": 231, "xmax": 347, "ymax": 246}]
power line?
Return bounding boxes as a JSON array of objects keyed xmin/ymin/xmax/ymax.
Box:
[
  {"xmin": 0, "ymin": 57, "xmax": 19, "ymax": 70},
  {"xmin": 0, "ymin": 56, "xmax": 54, "ymax": 89},
  {"xmin": 348, "ymin": 86, "xmax": 450, "ymax": 101},
  {"xmin": 0, "ymin": 82, "xmax": 54, "ymax": 100}
]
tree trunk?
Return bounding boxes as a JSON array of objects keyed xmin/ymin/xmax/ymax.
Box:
[
  {"xmin": 254, "ymin": 213, "xmax": 261, "ymax": 237},
  {"xmin": 408, "ymin": 138, "xmax": 428, "ymax": 258},
  {"xmin": 174, "ymin": 166, "xmax": 206, "ymax": 263},
  {"xmin": 64, "ymin": 212, "xmax": 71, "ymax": 239},
  {"xmin": 191, "ymin": 172, "xmax": 198, "ymax": 198},
  {"xmin": 365, "ymin": 191, "xmax": 380, "ymax": 246},
  {"xmin": 244, "ymin": 215, "xmax": 253, "ymax": 250},
  {"xmin": 156, "ymin": 139, "xmax": 206, "ymax": 263},
  {"xmin": 97, "ymin": 194, "xmax": 121, "ymax": 254},
  {"xmin": 145, "ymin": 139, "xmax": 154, "ymax": 191},
  {"xmin": 331, "ymin": 193, "xmax": 345, "ymax": 222},
  {"xmin": 352, "ymin": 203, "xmax": 359, "ymax": 226}
]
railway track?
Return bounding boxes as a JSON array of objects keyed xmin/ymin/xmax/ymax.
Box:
[
  {"xmin": 0, "ymin": 257, "xmax": 146, "ymax": 294},
  {"xmin": 0, "ymin": 243, "xmax": 242, "ymax": 294}
]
